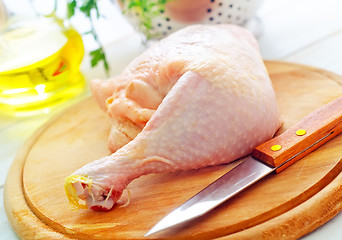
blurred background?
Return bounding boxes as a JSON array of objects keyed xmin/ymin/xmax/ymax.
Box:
[{"xmin": 1, "ymin": 0, "xmax": 342, "ymax": 117}]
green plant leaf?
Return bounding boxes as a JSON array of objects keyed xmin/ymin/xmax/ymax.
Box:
[
  {"xmin": 64, "ymin": 0, "xmax": 109, "ymax": 75},
  {"xmin": 90, "ymin": 48, "xmax": 110, "ymax": 73},
  {"xmin": 80, "ymin": 0, "xmax": 100, "ymax": 18},
  {"xmin": 67, "ymin": 0, "xmax": 77, "ymax": 18}
]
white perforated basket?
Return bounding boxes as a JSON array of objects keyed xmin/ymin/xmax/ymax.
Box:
[{"xmin": 119, "ymin": 0, "xmax": 263, "ymax": 39}]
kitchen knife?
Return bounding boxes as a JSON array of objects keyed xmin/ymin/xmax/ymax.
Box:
[{"xmin": 145, "ymin": 96, "xmax": 342, "ymax": 236}]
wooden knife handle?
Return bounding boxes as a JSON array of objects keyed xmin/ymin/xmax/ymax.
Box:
[{"xmin": 252, "ymin": 96, "xmax": 342, "ymax": 173}]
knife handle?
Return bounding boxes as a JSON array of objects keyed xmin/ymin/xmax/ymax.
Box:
[{"xmin": 252, "ymin": 96, "xmax": 342, "ymax": 173}]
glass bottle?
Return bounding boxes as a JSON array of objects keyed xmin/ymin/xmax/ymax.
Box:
[{"xmin": 0, "ymin": 16, "xmax": 85, "ymax": 117}]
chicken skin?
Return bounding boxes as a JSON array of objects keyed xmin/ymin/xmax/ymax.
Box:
[{"xmin": 65, "ymin": 24, "xmax": 281, "ymax": 211}]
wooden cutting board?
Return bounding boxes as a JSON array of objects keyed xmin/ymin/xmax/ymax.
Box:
[{"xmin": 4, "ymin": 61, "xmax": 342, "ymax": 240}]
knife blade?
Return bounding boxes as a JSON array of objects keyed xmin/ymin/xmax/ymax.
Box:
[{"xmin": 145, "ymin": 96, "xmax": 342, "ymax": 236}]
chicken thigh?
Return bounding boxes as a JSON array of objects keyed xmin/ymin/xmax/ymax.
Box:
[{"xmin": 65, "ymin": 24, "xmax": 281, "ymax": 211}]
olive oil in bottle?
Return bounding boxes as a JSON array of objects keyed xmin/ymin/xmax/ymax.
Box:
[{"xmin": 0, "ymin": 17, "xmax": 85, "ymax": 117}]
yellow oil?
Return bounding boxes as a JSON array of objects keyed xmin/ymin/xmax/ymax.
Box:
[{"xmin": 0, "ymin": 17, "xmax": 85, "ymax": 117}]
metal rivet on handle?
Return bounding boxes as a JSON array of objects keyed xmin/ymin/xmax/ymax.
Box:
[
  {"xmin": 296, "ymin": 129, "xmax": 307, "ymax": 136},
  {"xmin": 271, "ymin": 144, "xmax": 282, "ymax": 151}
]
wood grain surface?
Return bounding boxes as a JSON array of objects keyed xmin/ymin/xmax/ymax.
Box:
[{"xmin": 4, "ymin": 61, "xmax": 342, "ymax": 240}]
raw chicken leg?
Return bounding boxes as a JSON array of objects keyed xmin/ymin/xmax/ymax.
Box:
[{"xmin": 65, "ymin": 24, "xmax": 281, "ymax": 211}]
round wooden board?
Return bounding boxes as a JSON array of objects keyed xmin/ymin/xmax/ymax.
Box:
[{"xmin": 4, "ymin": 61, "xmax": 342, "ymax": 240}]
